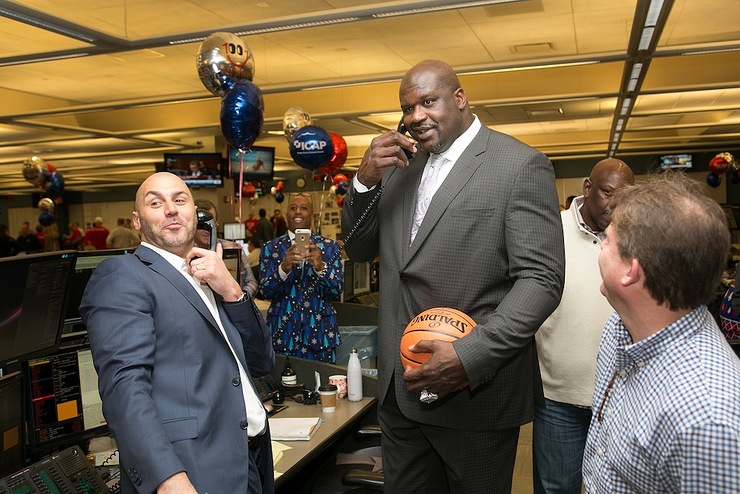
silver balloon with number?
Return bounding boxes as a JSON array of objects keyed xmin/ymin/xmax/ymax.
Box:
[
  {"xmin": 282, "ymin": 106, "xmax": 312, "ymax": 141},
  {"xmin": 22, "ymin": 156, "xmax": 46, "ymax": 186},
  {"xmin": 197, "ymin": 32, "xmax": 255, "ymax": 97},
  {"xmin": 38, "ymin": 197, "xmax": 55, "ymax": 213}
]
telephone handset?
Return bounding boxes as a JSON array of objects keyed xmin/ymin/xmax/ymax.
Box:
[
  {"xmin": 196, "ymin": 209, "xmax": 218, "ymax": 251},
  {"xmin": 343, "ymin": 119, "xmax": 410, "ymax": 246},
  {"xmin": 397, "ymin": 119, "xmax": 415, "ymax": 160}
]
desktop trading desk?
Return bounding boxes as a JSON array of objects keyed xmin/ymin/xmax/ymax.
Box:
[
  {"xmin": 272, "ymin": 396, "xmax": 376, "ymax": 490},
  {"xmin": 267, "ymin": 354, "xmax": 378, "ymax": 493}
]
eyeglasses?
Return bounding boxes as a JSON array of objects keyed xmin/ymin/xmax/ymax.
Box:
[
  {"xmin": 596, "ymin": 370, "xmax": 618, "ymax": 423},
  {"xmin": 288, "ymin": 192, "xmax": 313, "ymax": 204}
]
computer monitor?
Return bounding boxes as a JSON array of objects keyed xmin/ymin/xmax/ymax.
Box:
[
  {"xmin": 0, "ymin": 251, "xmax": 76, "ymax": 368},
  {"xmin": 352, "ymin": 261, "xmax": 371, "ymax": 297},
  {"xmin": 342, "ymin": 259, "xmax": 354, "ymax": 302},
  {"xmin": 0, "ymin": 372, "xmax": 25, "ymax": 477},
  {"xmin": 63, "ymin": 248, "xmax": 136, "ymax": 325},
  {"xmin": 24, "ymin": 347, "xmax": 106, "ymax": 459},
  {"xmin": 229, "ymin": 145, "xmax": 275, "ymax": 181},
  {"xmin": 162, "ymin": 152, "xmax": 225, "ymax": 187},
  {"xmin": 223, "ymin": 222, "xmax": 246, "ymax": 242},
  {"xmin": 222, "ymin": 247, "xmax": 242, "ymax": 286}
]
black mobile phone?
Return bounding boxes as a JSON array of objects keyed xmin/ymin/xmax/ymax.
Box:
[
  {"xmin": 196, "ymin": 209, "xmax": 218, "ymax": 250},
  {"xmin": 397, "ymin": 119, "xmax": 414, "ymax": 159}
]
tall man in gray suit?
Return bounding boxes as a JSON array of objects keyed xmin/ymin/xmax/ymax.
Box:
[
  {"xmin": 80, "ymin": 172, "xmax": 275, "ymax": 494},
  {"xmin": 342, "ymin": 60, "xmax": 565, "ymax": 493}
]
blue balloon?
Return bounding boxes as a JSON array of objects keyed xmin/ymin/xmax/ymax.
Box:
[
  {"xmin": 335, "ymin": 180, "xmax": 348, "ymax": 196},
  {"xmin": 275, "ymin": 191, "xmax": 285, "ymax": 203},
  {"xmin": 706, "ymin": 172, "xmax": 721, "ymax": 188},
  {"xmin": 220, "ymin": 80, "xmax": 264, "ymax": 152},
  {"xmin": 44, "ymin": 171, "xmax": 65, "ymax": 199},
  {"xmin": 38, "ymin": 211, "xmax": 55, "ymax": 226},
  {"xmin": 289, "ymin": 125, "xmax": 333, "ymax": 170}
]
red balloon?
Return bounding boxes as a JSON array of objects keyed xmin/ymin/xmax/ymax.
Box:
[
  {"xmin": 276, "ymin": 181, "xmax": 284, "ymax": 192},
  {"xmin": 337, "ymin": 195, "xmax": 345, "ymax": 208},
  {"xmin": 709, "ymin": 156, "xmax": 730, "ymax": 175},
  {"xmin": 318, "ymin": 132, "xmax": 348, "ymax": 175},
  {"xmin": 242, "ymin": 183, "xmax": 257, "ymax": 198},
  {"xmin": 333, "ymin": 173, "xmax": 348, "ymax": 186}
]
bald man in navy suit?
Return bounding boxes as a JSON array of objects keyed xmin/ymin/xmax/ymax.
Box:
[{"xmin": 81, "ymin": 172, "xmax": 274, "ymax": 494}]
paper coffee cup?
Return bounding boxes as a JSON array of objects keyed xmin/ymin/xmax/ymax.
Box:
[{"xmin": 318, "ymin": 384, "xmax": 338, "ymax": 412}]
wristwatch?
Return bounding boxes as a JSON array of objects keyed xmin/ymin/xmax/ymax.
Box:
[{"xmin": 224, "ymin": 292, "xmax": 248, "ymax": 305}]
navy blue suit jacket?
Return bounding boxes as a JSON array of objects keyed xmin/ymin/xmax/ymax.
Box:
[{"xmin": 80, "ymin": 245, "xmax": 275, "ymax": 493}]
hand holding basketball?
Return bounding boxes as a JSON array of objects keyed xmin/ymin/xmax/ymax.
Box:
[
  {"xmin": 400, "ymin": 307, "xmax": 476, "ymax": 396},
  {"xmin": 400, "ymin": 307, "xmax": 476, "ymax": 369}
]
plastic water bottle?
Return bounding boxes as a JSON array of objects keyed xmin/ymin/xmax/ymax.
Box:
[{"xmin": 347, "ymin": 348, "xmax": 363, "ymax": 402}]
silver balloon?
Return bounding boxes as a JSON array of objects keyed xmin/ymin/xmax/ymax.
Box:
[
  {"xmin": 22, "ymin": 156, "xmax": 46, "ymax": 186},
  {"xmin": 196, "ymin": 32, "xmax": 255, "ymax": 97},
  {"xmin": 38, "ymin": 197, "xmax": 55, "ymax": 213},
  {"xmin": 282, "ymin": 106, "xmax": 312, "ymax": 141}
]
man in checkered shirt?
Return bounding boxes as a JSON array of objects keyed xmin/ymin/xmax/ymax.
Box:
[{"xmin": 583, "ymin": 172, "xmax": 740, "ymax": 493}]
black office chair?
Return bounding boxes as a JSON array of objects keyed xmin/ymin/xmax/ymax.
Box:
[{"xmin": 311, "ymin": 425, "xmax": 384, "ymax": 494}]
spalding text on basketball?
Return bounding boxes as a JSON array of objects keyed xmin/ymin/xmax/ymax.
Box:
[{"xmin": 409, "ymin": 313, "xmax": 470, "ymax": 333}]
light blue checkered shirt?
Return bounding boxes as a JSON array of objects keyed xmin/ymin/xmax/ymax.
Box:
[{"xmin": 583, "ymin": 306, "xmax": 740, "ymax": 493}]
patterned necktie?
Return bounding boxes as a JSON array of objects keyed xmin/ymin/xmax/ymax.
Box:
[{"xmin": 411, "ymin": 153, "xmax": 445, "ymax": 244}]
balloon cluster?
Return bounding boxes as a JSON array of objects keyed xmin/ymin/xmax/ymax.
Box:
[
  {"xmin": 197, "ymin": 32, "xmax": 264, "ymax": 153},
  {"xmin": 707, "ymin": 152, "xmax": 738, "ymax": 188},
  {"xmin": 329, "ymin": 173, "xmax": 349, "ymax": 207},
  {"xmin": 283, "ymin": 108, "xmax": 348, "ymax": 173},
  {"xmin": 22, "ymin": 156, "xmax": 65, "ymax": 202},
  {"xmin": 38, "ymin": 197, "xmax": 55, "ymax": 226},
  {"xmin": 270, "ymin": 181, "xmax": 285, "ymax": 203}
]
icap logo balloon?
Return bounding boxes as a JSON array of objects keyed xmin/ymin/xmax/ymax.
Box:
[{"xmin": 289, "ymin": 125, "xmax": 333, "ymax": 171}]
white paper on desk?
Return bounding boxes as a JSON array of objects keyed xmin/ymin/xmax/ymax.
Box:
[{"xmin": 269, "ymin": 417, "xmax": 322, "ymax": 441}]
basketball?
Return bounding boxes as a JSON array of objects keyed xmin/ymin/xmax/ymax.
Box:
[{"xmin": 400, "ymin": 307, "xmax": 476, "ymax": 369}]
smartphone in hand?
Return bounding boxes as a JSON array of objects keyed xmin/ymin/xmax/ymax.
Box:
[{"xmin": 295, "ymin": 229, "xmax": 311, "ymax": 255}]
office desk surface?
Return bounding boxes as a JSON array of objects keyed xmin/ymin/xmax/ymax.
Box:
[{"xmin": 271, "ymin": 396, "xmax": 376, "ymax": 489}]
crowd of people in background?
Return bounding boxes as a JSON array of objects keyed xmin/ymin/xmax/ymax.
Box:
[{"xmin": 0, "ymin": 214, "xmax": 143, "ymax": 258}]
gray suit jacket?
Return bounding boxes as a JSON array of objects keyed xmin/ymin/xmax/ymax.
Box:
[
  {"xmin": 342, "ymin": 126, "xmax": 565, "ymax": 430},
  {"xmin": 80, "ymin": 245, "xmax": 275, "ymax": 493}
]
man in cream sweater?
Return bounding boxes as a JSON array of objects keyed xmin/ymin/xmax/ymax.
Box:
[{"xmin": 533, "ymin": 158, "xmax": 634, "ymax": 494}]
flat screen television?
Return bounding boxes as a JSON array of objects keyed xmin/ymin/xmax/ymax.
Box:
[
  {"xmin": 229, "ymin": 146, "xmax": 275, "ymax": 181},
  {"xmin": 163, "ymin": 152, "xmax": 224, "ymax": 187},
  {"xmin": 24, "ymin": 346, "xmax": 106, "ymax": 460},
  {"xmin": 0, "ymin": 251, "xmax": 76, "ymax": 368},
  {"xmin": 659, "ymin": 153, "xmax": 692, "ymax": 169}
]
